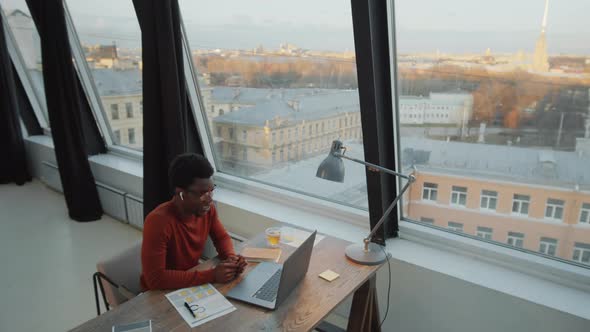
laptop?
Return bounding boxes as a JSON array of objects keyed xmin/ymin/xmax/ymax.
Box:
[{"xmin": 226, "ymin": 230, "xmax": 317, "ymax": 310}]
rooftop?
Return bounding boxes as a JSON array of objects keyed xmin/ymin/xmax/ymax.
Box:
[
  {"xmin": 213, "ymin": 89, "xmax": 360, "ymax": 128},
  {"xmin": 91, "ymin": 68, "xmax": 142, "ymax": 97},
  {"xmin": 403, "ymin": 137, "xmax": 590, "ymax": 190}
]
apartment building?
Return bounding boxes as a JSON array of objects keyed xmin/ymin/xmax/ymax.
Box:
[
  {"xmin": 403, "ymin": 137, "xmax": 590, "ymax": 264},
  {"xmin": 212, "ymin": 90, "xmax": 362, "ymax": 174},
  {"xmin": 93, "ymin": 68, "xmax": 143, "ymax": 148},
  {"xmin": 209, "ymin": 88, "xmax": 474, "ymax": 174}
]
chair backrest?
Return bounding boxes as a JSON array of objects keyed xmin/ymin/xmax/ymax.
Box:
[{"xmin": 96, "ymin": 242, "xmax": 142, "ymax": 308}]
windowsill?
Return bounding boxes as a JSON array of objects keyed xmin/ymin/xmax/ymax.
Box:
[
  {"xmin": 391, "ymin": 223, "xmax": 590, "ymax": 321},
  {"xmin": 214, "ymin": 185, "xmax": 590, "ymax": 321},
  {"xmin": 88, "ymin": 153, "xmax": 142, "ymax": 178}
]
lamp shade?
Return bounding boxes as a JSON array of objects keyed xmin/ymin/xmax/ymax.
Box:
[{"xmin": 316, "ymin": 140, "xmax": 345, "ymax": 182}]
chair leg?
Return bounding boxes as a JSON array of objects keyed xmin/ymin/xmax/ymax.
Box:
[
  {"xmin": 93, "ymin": 272, "xmax": 113, "ymax": 316},
  {"xmin": 93, "ymin": 273, "xmax": 101, "ymax": 316}
]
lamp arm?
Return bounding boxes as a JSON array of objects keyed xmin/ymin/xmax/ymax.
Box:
[
  {"xmin": 335, "ymin": 152, "xmax": 411, "ymax": 180},
  {"xmin": 363, "ymin": 175, "xmax": 415, "ymax": 250}
]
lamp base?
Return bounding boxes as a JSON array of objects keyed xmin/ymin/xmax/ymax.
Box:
[{"xmin": 345, "ymin": 243, "xmax": 387, "ymax": 265}]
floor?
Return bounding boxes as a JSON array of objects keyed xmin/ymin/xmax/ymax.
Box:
[{"xmin": 0, "ymin": 180, "xmax": 142, "ymax": 332}]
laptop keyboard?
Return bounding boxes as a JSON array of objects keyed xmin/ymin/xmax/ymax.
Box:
[{"xmin": 253, "ymin": 268, "xmax": 282, "ymax": 302}]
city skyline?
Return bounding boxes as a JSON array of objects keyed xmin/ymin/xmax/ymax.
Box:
[{"xmin": 3, "ymin": 0, "xmax": 588, "ymax": 54}]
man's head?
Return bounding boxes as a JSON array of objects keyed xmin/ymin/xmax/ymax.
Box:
[{"xmin": 169, "ymin": 153, "xmax": 215, "ymax": 216}]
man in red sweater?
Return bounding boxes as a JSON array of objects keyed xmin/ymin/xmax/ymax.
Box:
[{"xmin": 140, "ymin": 153, "xmax": 247, "ymax": 290}]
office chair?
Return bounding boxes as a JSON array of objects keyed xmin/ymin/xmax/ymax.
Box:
[{"xmin": 93, "ymin": 242, "xmax": 142, "ymax": 315}]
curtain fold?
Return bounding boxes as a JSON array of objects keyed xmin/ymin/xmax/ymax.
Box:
[
  {"xmin": 12, "ymin": 65, "xmax": 42, "ymax": 136},
  {"xmin": 133, "ymin": 0, "xmax": 204, "ymax": 218},
  {"xmin": 26, "ymin": 0, "xmax": 103, "ymax": 221},
  {"xmin": 351, "ymin": 0, "xmax": 398, "ymax": 243},
  {"xmin": 0, "ymin": 11, "xmax": 31, "ymax": 185}
]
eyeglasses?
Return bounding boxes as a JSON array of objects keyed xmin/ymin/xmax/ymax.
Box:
[{"xmin": 185, "ymin": 184, "xmax": 216, "ymax": 201}]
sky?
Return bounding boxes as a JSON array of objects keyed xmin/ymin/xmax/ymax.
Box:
[{"xmin": 2, "ymin": 0, "xmax": 589, "ymax": 54}]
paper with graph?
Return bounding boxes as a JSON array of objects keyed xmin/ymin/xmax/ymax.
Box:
[{"xmin": 165, "ymin": 284, "xmax": 235, "ymax": 328}]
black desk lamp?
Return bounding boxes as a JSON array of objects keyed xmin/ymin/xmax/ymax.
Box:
[{"xmin": 316, "ymin": 140, "xmax": 415, "ymax": 265}]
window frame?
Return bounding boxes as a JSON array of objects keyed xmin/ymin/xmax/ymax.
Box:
[
  {"xmin": 545, "ymin": 198, "xmax": 565, "ymax": 221},
  {"xmin": 539, "ymin": 237, "xmax": 558, "ymax": 257},
  {"xmin": 480, "ymin": 190, "xmax": 498, "ymax": 211},
  {"xmin": 580, "ymin": 203, "xmax": 590, "ymax": 224},
  {"xmin": 572, "ymin": 243, "xmax": 590, "ymax": 265},
  {"xmin": 125, "ymin": 102, "xmax": 133, "ymax": 118},
  {"xmin": 174, "ymin": 0, "xmax": 590, "ymax": 282},
  {"xmin": 507, "ymin": 232, "xmax": 525, "ymax": 248},
  {"xmin": 0, "ymin": 5, "xmax": 49, "ymax": 130},
  {"xmin": 128, "ymin": 128, "xmax": 136, "ymax": 145},
  {"xmin": 110, "ymin": 104, "xmax": 119, "ymax": 120},
  {"xmin": 450, "ymin": 185, "xmax": 468, "ymax": 207},
  {"xmin": 476, "ymin": 226, "xmax": 493, "ymax": 240},
  {"xmin": 512, "ymin": 194, "xmax": 531, "ymax": 216},
  {"xmin": 447, "ymin": 221, "xmax": 464, "ymax": 233},
  {"xmin": 62, "ymin": 2, "xmax": 143, "ymax": 159},
  {"xmin": 419, "ymin": 217, "xmax": 434, "ymax": 224},
  {"xmin": 422, "ymin": 182, "xmax": 438, "ymax": 201}
]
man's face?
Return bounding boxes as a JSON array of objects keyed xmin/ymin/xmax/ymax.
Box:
[{"xmin": 181, "ymin": 177, "xmax": 215, "ymax": 216}]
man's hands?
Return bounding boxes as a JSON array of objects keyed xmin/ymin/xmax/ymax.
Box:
[
  {"xmin": 213, "ymin": 254, "xmax": 247, "ymax": 284},
  {"xmin": 227, "ymin": 254, "xmax": 247, "ymax": 274}
]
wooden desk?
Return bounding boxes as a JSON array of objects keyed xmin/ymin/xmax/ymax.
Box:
[{"xmin": 71, "ymin": 233, "xmax": 383, "ymax": 332}]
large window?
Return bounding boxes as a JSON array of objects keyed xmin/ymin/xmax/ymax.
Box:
[
  {"xmin": 397, "ymin": 0, "xmax": 590, "ymax": 267},
  {"xmin": 1, "ymin": 0, "xmax": 48, "ymax": 126},
  {"xmin": 65, "ymin": 0, "xmax": 142, "ymax": 150},
  {"xmin": 179, "ymin": 0, "xmax": 368, "ymax": 209}
]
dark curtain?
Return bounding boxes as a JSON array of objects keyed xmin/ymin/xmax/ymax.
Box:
[
  {"xmin": 133, "ymin": 0, "xmax": 204, "ymax": 217},
  {"xmin": 0, "ymin": 11, "xmax": 31, "ymax": 185},
  {"xmin": 12, "ymin": 65, "xmax": 42, "ymax": 136},
  {"xmin": 351, "ymin": 0, "xmax": 398, "ymax": 243},
  {"xmin": 26, "ymin": 0, "xmax": 103, "ymax": 221}
]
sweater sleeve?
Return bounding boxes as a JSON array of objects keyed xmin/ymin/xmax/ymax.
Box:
[
  {"xmin": 208, "ymin": 204, "xmax": 236, "ymax": 260},
  {"xmin": 141, "ymin": 212, "xmax": 215, "ymax": 290}
]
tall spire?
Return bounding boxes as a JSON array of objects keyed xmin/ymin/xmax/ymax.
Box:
[
  {"xmin": 541, "ymin": 0, "xmax": 549, "ymax": 33},
  {"xmin": 533, "ymin": 0, "xmax": 550, "ymax": 72}
]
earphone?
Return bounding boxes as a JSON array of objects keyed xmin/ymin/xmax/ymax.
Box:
[{"xmin": 179, "ymin": 192, "xmax": 184, "ymax": 201}]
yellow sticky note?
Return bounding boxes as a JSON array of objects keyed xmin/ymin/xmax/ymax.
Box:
[{"xmin": 319, "ymin": 269, "xmax": 340, "ymax": 282}]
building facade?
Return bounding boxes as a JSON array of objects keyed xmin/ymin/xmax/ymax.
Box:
[
  {"xmin": 402, "ymin": 137, "xmax": 590, "ymax": 265},
  {"xmin": 208, "ymin": 88, "xmax": 473, "ymax": 174}
]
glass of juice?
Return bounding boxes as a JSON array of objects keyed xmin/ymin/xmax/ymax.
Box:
[{"xmin": 265, "ymin": 227, "xmax": 281, "ymax": 248}]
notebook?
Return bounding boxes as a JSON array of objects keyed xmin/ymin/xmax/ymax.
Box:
[
  {"xmin": 241, "ymin": 247, "xmax": 282, "ymax": 262},
  {"xmin": 165, "ymin": 284, "xmax": 235, "ymax": 328}
]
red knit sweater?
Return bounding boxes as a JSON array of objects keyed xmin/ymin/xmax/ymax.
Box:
[{"xmin": 140, "ymin": 201, "xmax": 235, "ymax": 290}]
